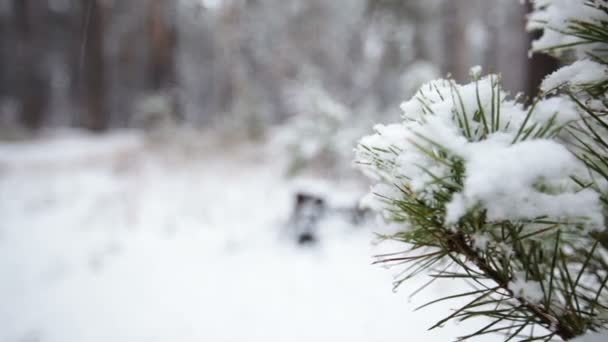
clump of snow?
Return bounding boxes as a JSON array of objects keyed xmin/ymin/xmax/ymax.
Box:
[
  {"xmin": 541, "ymin": 59, "xmax": 608, "ymax": 93},
  {"xmin": 445, "ymin": 139, "xmax": 603, "ymax": 229},
  {"xmin": 397, "ymin": 75, "xmax": 564, "ymax": 139},
  {"xmin": 508, "ymin": 272, "xmax": 545, "ymax": 303},
  {"xmin": 527, "ymin": 0, "xmax": 607, "ymax": 57},
  {"xmin": 356, "ymin": 74, "xmax": 602, "ymax": 232},
  {"xmin": 356, "ymin": 117, "xmax": 460, "ymax": 210},
  {"xmin": 469, "ymin": 65, "xmax": 483, "ymax": 79},
  {"xmin": 533, "ymin": 96, "xmax": 579, "ymax": 126},
  {"xmin": 471, "ymin": 232, "xmax": 491, "ymax": 251}
]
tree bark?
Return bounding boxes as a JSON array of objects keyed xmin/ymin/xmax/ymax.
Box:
[
  {"xmin": 146, "ymin": 0, "xmax": 177, "ymax": 92},
  {"xmin": 441, "ymin": 1, "xmax": 468, "ymax": 82},
  {"xmin": 80, "ymin": 0, "xmax": 107, "ymax": 132},
  {"xmin": 14, "ymin": 0, "xmax": 49, "ymax": 130}
]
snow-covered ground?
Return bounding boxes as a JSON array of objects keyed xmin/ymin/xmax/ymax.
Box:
[{"xmin": 0, "ymin": 131, "xmax": 492, "ymax": 342}]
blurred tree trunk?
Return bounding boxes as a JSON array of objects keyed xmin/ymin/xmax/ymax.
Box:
[
  {"xmin": 441, "ymin": 1, "xmax": 467, "ymax": 81},
  {"xmin": 146, "ymin": 0, "xmax": 177, "ymax": 92},
  {"xmin": 14, "ymin": 0, "xmax": 49, "ymax": 130},
  {"xmin": 80, "ymin": 0, "xmax": 107, "ymax": 132},
  {"xmin": 47, "ymin": 1, "xmax": 81, "ymax": 127},
  {"xmin": 496, "ymin": 1, "xmax": 529, "ymax": 94},
  {"xmin": 0, "ymin": 5, "xmax": 13, "ymax": 105},
  {"xmin": 482, "ymin": 0, "xmax": 499, "ymax": 74}
]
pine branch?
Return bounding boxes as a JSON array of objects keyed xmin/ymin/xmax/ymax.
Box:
[{"xmin": 445, "ymin": 231, "xmax": 578, "ymax": 340}]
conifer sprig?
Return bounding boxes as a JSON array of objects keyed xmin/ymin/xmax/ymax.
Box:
[{"xmin": 356, "ymin": 2, "xmax": 608, "ymax": 339}]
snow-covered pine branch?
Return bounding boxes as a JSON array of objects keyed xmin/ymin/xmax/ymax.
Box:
[{"xmin": 355, "ymin": 1, "xmax": 608, "ymax": 340}]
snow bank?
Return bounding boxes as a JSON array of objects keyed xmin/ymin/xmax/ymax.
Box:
[{"xmin": 0, "ymin": 132, "xmax": 494, "ymax": 342}]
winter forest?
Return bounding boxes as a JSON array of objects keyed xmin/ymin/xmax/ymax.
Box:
[{"xmin": 1, "ymin": 0, "xmax": 607, "ymax": 341}]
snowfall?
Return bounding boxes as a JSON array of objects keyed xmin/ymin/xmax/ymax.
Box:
[{"xmin": 0, "ymin": 130, "xmax": 494, "ymax": 342}]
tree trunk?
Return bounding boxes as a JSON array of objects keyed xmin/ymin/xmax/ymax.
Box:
[
  {"xmin": 14, "ymin": 0, "xmax": 48, "ymax": 130},
  {"xmin": 146, "ymin": 0, "xmax": 177, "ymax": 92},
  {"xmin": 80, "ymin": 0, "xmax": 107, "ymax": 132},
  {"xmin": 441, "ymin": 1, "xmax": 467, "ymax": 82}
]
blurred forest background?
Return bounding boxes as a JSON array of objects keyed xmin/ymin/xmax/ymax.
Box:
[
  {"xmin": 0, "ymin": 2, "xmax": 569, "ymax": 340},
  {"xmin": 0, "ymin": 0, "xmax": 557, "ymax": 136}
]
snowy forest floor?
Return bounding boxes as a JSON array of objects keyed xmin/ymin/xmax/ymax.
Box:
[{"xmin": 0, "ymin": 130, "xmax": 492, "ymax": 342}]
